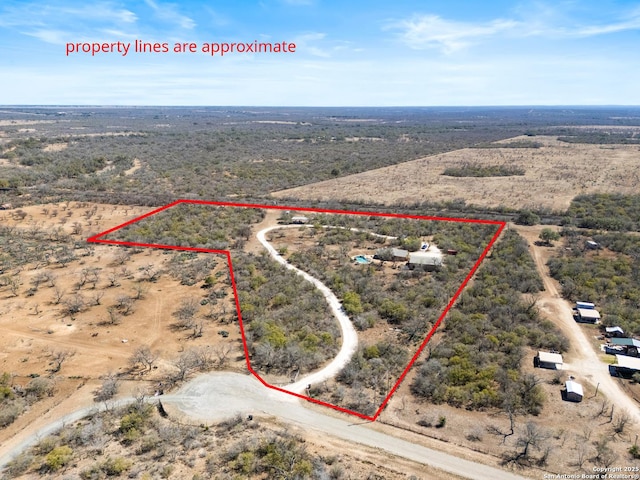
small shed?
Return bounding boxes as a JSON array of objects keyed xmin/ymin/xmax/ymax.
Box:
[
  {"xmin": 408, "ymin": 251, "xmax": 443, "ymax": 271},
  {"xmin": 291, "ymin": 216, "xmax": 309, "ymax": 224},
  {"xmin": 565, "ymin": 380, "xmax": 584, "ymax": 402},
  {"xmin": 605, "ymin": 326, "xmax": 624, "ymax": 338},
  {"xmin": 535, "ymin": 351, "xmax": 563, "ymax": 370},
  {"xmin": 585, "ymin": 240, "xmax": 600, "ymax": 250},
  {"xmin": 576, "ymin": 301, "xmax": 595, "ymax": 310},
  {"xmin": 576, "ymin": 308, "xmax": 601, "ymax": 324}
]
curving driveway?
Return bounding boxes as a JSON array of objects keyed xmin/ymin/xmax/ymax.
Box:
[{"xmin": 256, "ymin": 224, "xmax": 359, "ymax": 394}]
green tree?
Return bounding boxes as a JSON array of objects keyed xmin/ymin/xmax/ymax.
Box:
[
  {"xmin": 342, "ymin": 291, "xmax": 364, "ymax": 315},
  {"xmin": 539, "ymin": 228, "xmax": 560, "ymax": 246},
  {"xmin": 45, "ymin": 446, "xmax": 73, "ymax": 471},
  {"xmin": 516, "ymin": 210, "xmax": 540, "ymax": 226}
]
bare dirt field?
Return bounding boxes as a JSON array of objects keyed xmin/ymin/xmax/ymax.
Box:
[
  {"xmin": 272, "ymin": 135, "xmax": 640, "ymax": 211},
  {"xmin": 0, "ymin": 203, "xmax": 244, "ymax": 458}
]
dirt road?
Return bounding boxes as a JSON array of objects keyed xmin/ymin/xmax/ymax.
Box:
[
  {"xmin": 515, "ymin": 225, "xmax": 640, "ymax": 424},
  {"xmin": 0, "ymin": 372, "xmax": 527, "ymax": 480},
  {"xmin": 256, "ymin": 224, "xmax": 359, "ymax": 394}
]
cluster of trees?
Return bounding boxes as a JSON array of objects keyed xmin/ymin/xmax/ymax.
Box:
[
  {"xmin": 234, "ymin": 253, "xmax": 339, "ymax": 376},
  {"xmin": 411, "ymin": 230, "xmax": 567, "ymax": 413},
  {"xmin": 558, "ymin": 133, "xmax": 640, "ymax": 144},
  {"xmin": 442, "ymin": 163, "xmax": 525, "ymax": 177},
  {"xmin": 473, "ymin": 140, "xmax": 543, "ymax": 149},
  {"xmin": 165, "ymin": 251, "xmax": 218, "ymax": 286},
  {"xmin": 548, "ymin": 229, "xmax": 640, "ymax": 336},
  {"xmin": 113, "ymin": 203, "xmax": 264, "ymax": 250},
  {"xmin": 565, "ymin": 194, "xmax": 640, "ymax": 231}
]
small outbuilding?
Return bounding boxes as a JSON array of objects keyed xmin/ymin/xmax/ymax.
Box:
[
  {"xmin": 576, "ymin": 301, "xmax": 595, "ymax": 310},
  {"xmin": 534, "ymin": 351, "xmax": 563, "ymax": 370},
  {"xmin": 564, "ymin": 380, "xmax": 584, "ymax": 402},
  {"xmin": 605, "ymin": 326, "xmax": 625, "ymax": 338},
  {"xmin": 585, "ymin": 240, "xmax": 600, "ymax": 250},
  {"xmin": 291, "ymin": 216, "xmax": 309, "ymax": 224},
  {"xmin": 576, "ymin": 308, "xmax": 601, "ymax": 324}
]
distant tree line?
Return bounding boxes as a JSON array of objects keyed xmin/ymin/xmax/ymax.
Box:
[
  {"xmin": 442, "ymin": 163, "xmax": 525, "ymax": 177},
  {"xmin": 565, "ymin": 194, "xmax": 640, "ymax": 231}
]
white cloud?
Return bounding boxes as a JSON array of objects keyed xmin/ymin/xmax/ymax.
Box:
[
  {"xmin": 144, "ymin": 0, "xmax": 196, "ymax": 30},
  {"xmin": 387, "ymin": 14, "xmax": 519, "ymax": 53},
  {"xmin": 388, "ymin": 5, "xmax": 640, "ymax": 53},
  {"xmin": 293, "ymin": 32, "xmax": 330, "ymax": 57}
]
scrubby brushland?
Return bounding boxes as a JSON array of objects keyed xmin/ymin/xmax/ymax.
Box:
[
  {"xmin": 233, "ymin": 253, "xmax": 340, "ymax": 376},
  {"xmin": 411, "ymin": 230, "xmax": 567, "ymax": 413},
  {"xmin": 548, "ymin": 229, "xmax": 640, "ymax": 336},
  {"xmin": 565, "ymin": 194, "xmax": 640, "ymax": 231},
  {"xmin": 108, "ymin": 203, "xmax": 265, "ymax": 250},
  {"xmin": 1, "ymin": 404, "xmax": 409, "ymax": 479}
]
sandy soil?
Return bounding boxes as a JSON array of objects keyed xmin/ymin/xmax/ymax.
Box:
[
  {"xmin": 0, "ymin": 202, "xmax": 245, "ymax": 457},
  {"xmin": 272, "ymin": 135, "xmax": 640, "ymax": 211},
  {"xmin": 122, "ymin": 158, "xmax": 142, "ymax": 176}
]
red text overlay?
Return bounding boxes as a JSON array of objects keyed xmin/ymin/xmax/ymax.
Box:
[{"xmin": 65, "ymin": 40, "xmax": 296, "ymax": 57}]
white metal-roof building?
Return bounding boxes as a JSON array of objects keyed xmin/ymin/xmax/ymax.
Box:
[
  {"xmin": 577, "ymin": 308, "xmax": 601, "ymax": 323},
  {"xmin": 565, "ymin": 380, "xmax": 584, "ymax": 402},
  {"xmin": 536, "ymin": 351, "xmax": 563, "ymax": 370}
]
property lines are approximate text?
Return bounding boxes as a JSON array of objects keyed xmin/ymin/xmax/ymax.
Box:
[{"xmin": 65, "ymin": 39, "xmax": 296, "ymax": 57}]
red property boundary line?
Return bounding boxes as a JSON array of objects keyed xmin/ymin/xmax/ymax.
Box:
[{"xmin": 88, "ymin": 199, "xmax": 505, "ymax": 422}]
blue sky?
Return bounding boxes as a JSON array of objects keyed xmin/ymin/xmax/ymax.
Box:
[{"xmin": 1, "ymin": 0, "xmax": 639, "ymax": 105}]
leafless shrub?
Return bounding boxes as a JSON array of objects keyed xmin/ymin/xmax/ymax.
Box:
[
  {"xmin": 93, "ymin": 374, "xmax": 119, "ymax": 403},
  {"xmin": 612, "ymin": 409, "xmax": 633, "ymax": 435},
  {"xmin": 115, "ymin": 294, "xmax": 134, "ymax": 315},
  {"xmin": 63, "ymin": 293, "xmax": 86, "ymax": 315},
  {"xmin": 129, "ymin": 346, "xmax": 157, "ymax": 373},
  {"xmin": 48, "ymin": 349, "xmax": 75, "ymax": 373},
  {"xmin": 51, "ymin": 286, "xmax": 65, "ymax": 305}
]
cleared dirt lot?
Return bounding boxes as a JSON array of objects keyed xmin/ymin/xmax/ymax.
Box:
[
  {"xmin": 0, "ymin": 203, "xmax": 243, "ymax": 455},
  {"xmin": 272, "ymin": 135, "xmax": 640, "ymax": 211}
]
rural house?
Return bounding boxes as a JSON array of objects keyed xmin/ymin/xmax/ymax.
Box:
[
  {"xmin": 610, "ymin": 338, "xmax": 640, "ymax": 357},
  {"xmin": 576, "ymin": 308, "xmax": 601, "ymax": 324},
  {"xmin": 612, "ymin": 355, "xmax": 640, "ymax": 377}
]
